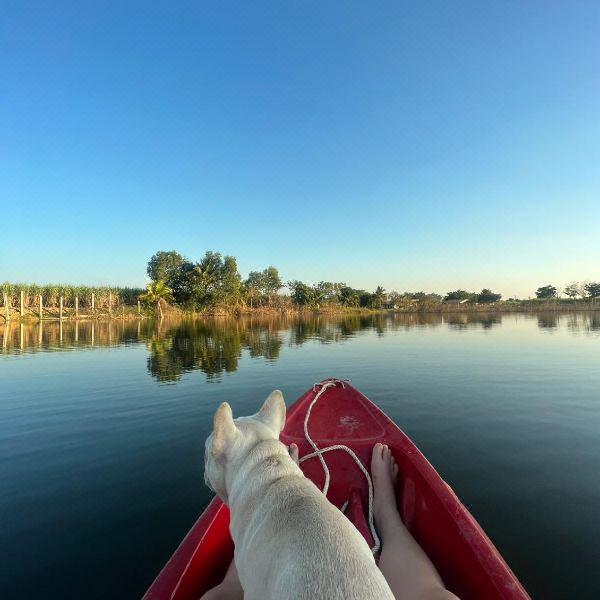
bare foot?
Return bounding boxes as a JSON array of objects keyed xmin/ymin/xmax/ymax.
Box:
[
  {"xmin": 372, "ymin": 444, "xmax": 458, "ymax": 599},
  {"xmin": 371, "ymin": 443, "xmax": 403, "ymax": 539},
  {"xmin": 289, "ymin": 443, "xmax": 299, "ymax": 464}
]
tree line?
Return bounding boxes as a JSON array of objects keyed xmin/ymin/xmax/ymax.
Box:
[
  {"xmin": 143, "ymin": 250, "xmax": 283, "ymax": 312},
  {"xmin": 4, "ymin": 255, "xmax": 598, "ymax": 317},
  {"xmin": 141, "ymin": 250, "xmax": 600, "ymax": 313},
  {"xmin": 535, "ymin": 282, "xmax": 600, "ymax": 299},
  {"xmin": 143, "ymin": 250, "xmax": 507, "ymax": 311},
  {"xmin": 144, "ymin": 250, "xmax": 448, "ymax": 311}
]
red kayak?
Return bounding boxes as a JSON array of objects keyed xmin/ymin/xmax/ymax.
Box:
[{"xmin": 143, "ymin": 379, "xmax": 529, "ymax": 600}]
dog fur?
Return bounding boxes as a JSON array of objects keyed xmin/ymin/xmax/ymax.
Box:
[{"xmin": 204, "ymin": 390, "xmax": 395, "ymax": 600}]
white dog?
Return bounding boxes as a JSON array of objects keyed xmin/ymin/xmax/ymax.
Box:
[{"xmin": 204, "ymin": 390, "xmax": 395, "ymax": 600}]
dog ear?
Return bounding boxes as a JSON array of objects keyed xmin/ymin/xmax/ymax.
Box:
[
  {"xmin": 256, "ymin": 390, "xmax": 286, "ymax": 435},
  {"xmin": 212, "ymin": 402, "xmax": 237, "ymax": 456}
]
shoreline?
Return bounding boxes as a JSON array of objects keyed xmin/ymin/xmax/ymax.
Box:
[{"xmin": 2, "ymin": 301, "xmax": 599, "ymax": 324}]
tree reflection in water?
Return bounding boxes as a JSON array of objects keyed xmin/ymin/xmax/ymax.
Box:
[
  {"xmin": 147, "ymin": 319, "xmax": 244, "ymax": 382},
  {"xmin": 2, "ymin": 312, "xmax": 599, "ymax": 382},
  {"xmin": 537, "ymin": 313, "xmax": 558, "ymax": 330}
]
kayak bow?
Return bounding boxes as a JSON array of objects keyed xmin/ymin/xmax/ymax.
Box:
[{"xmin": 143, "ymin": 379, "xmax": 529, "ymax": 600}]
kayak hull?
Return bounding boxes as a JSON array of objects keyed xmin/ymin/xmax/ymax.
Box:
[{"xmin": 143, "ymin": 379, "xmax": 529, "ymax": 600}]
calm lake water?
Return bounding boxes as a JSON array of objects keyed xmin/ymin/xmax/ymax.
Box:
[{"xmin": 1, "ymin": 312, "xmax": 599, "ymax": 599}]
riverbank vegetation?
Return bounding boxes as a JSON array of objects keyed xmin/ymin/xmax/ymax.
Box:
[
  {"xmin": 142, "ymin": 249, "xmax": 599, "ymax": 315},
  {"xmin": 1, "ymin": 283, "xmax": 142, "ymax": 309},
  {"xmin": 0, "ymin": 283, "xmax": 143, "ymax": 321},
  {"xmin": 2, "ymin": 249, "xmax": 599, "ymax": 321}
]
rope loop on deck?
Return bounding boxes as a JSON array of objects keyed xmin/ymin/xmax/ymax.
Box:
[{"xmin": 299, "ymin": 379, "xmax": 381, "ymax": 554}]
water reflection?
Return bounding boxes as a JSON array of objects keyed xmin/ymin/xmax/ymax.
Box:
[
  {"xmin": 538, "ymin": 313, "xmax": 558, "ymax": 330},
  {"xmin": 445, "ymin": 313, "xmax": 502, "ymax": 330},
  {"xmin": 567, "ymin": 312, "xmax": 600, "ymax": 333},
  {"xmin": 1, "ymin": 312, "xmax": 599, "ymax": 382},
  {"xmin": 0, "ymin": 318, "xmax": 157, "ymax": 353},
  {"xmin": 146, "ymin": 320, "xmax": 245, "ymax": 382}
]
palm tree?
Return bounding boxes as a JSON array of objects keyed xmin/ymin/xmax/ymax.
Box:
[
  {"xmin": 192, "ymin": 252, "xmax": 222, "ymax": 304},
  {"xmin": 373, "ymin": 286, "xmax": 387, "ymax": 309},
  {"xmin": 139, "ymin": 280, "xmax": 172, "ymax": 319}
]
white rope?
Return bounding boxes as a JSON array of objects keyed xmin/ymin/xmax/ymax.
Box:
[{"xmin": 298, "ymin": 379, "xmax": 381, "ymax": 554}]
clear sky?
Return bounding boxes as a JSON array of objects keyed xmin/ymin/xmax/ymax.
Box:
[{"xmin": 2, "ymin": 1, "xmax": 599, "ymax": 298}]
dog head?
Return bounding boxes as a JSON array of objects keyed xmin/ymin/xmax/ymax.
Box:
[{"xmin": 204, "ymin": 389, "xmax": 286, "ymax": 502}]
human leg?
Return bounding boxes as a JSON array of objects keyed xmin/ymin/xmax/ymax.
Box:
[
  {"xmin": 199, "ymin": 559, "xmax": 243, "ymax": 600},
  {"xmin": 372, "ymin": 443, "xmax": 459, "ymax": 600}
]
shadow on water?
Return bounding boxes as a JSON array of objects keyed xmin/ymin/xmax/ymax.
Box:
[{"xmin": 2, "ymin": 312, "xmax": 599, "ymax": 382}]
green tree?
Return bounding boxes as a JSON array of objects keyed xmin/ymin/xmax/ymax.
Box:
[
  {"xmin": 242, "ymin": 266, "xmax": 282, "ymax": 307},
  {"xmin": 288, "ymin": 280, "xmax": 315, "ymax": 306},
  {"xmin": 147, "ymin": 251, "xmax": 184, "ymax": 285},
  {"xmin": 217, "ymin": 255, "xmax": 242, "ymax": 305},
  {"xmin": 584, "ymin": 281, "xmax": 600, "ymax": 298},
  {"xmin": 191, "ymin": 252, "xmax": 242, "ymax": 307},
  {"xmin": 139, "ymin": 280, "xmax": 172, "ymax": 318},
  {"xmin": 373, "ymin": 286, "xmax": 387, "ymax": 308},
  {"xmin": 444, "ymin": 290, "xmax": 474, "ymax": 301},
  {"xmin": 339, "ymin": 286, "xmax": 360, "ymax": 307},
  {"xmin": 243, "ymin": 271, "xmax": 264, "ymax": 308},
  {"xmin": 477, "ymin": 289, "xmax": 502, "ymax": 303},
  {"xmin": 314, "ymin": 281, "xmax": 336, "ymax": 306},
  {"xmin": 359, "ymin": 291, "xmax": 374, "ymax": 308},
  {"xmin": 262, "ymin": 266, "xmax": 282, "ymax": 305},
  {"xmin": 169, "ymin": 261, "xmax": 197, "ymax": 305},
  {"xmin": 193, "ymin": 251, "xmax": 222, "ymax": 298},
  {"xmin": 563, "ymin": 282, "xmax": 582, "ymax": 299},
  {"xmin": 535, "ymin": 285, "xmax": 557, "ymax": 299}
]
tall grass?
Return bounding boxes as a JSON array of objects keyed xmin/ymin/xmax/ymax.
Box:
[{"xmin": 0, "ymin": 283, "xmax": 144, "ymax": 308}]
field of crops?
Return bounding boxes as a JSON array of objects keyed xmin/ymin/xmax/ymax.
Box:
[{"xmin": 1, "ymin": 283, "xmax": 143, "ymax": 308}]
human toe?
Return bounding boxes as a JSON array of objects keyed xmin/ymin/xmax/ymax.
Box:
[{"xmin": 289, "ymin": 443, "xmax": 299, "ymax": 464}]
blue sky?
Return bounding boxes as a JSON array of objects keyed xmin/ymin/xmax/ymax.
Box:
[{"xmin": 2, "ymin": 1, "xmax": 599, "ymax": 298}]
